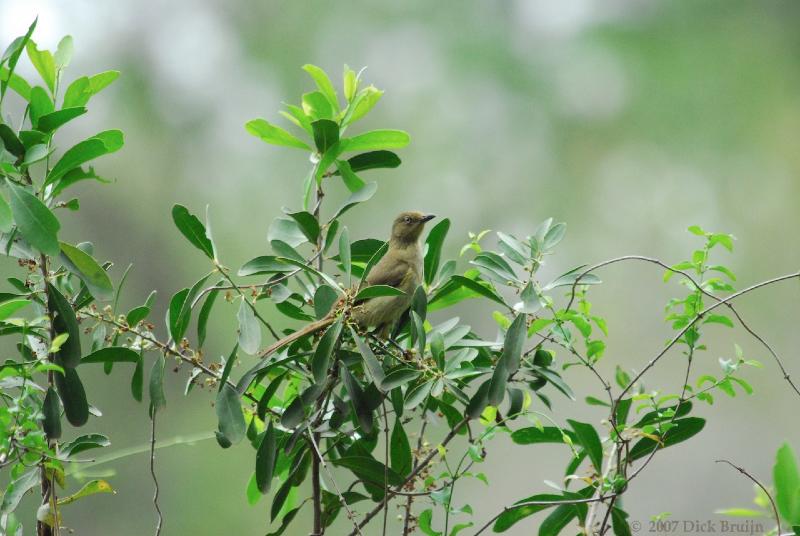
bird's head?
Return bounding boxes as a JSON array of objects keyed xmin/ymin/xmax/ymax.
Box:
[{"xmin": 390, "ymin": 211, "xmax": 436, "ymax": 244}]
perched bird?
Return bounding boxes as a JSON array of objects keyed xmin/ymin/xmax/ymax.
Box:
[{"xmin": 258, "ymin": 211, "xmax": 435, "ymax": 359}]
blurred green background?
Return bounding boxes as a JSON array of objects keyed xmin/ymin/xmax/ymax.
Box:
[{"xmin": 2, "ymin": 0, "xmax": 800, "ymax": 534}]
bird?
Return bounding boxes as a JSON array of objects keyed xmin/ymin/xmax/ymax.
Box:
[{"xmin": 257, "ymin": 211, "xmax": 436, "ymax": 360}]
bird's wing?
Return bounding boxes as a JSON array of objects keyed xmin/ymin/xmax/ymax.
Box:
[{"xmin": 365, "ymin": 256, "xmax": 408, "ymax": 289}]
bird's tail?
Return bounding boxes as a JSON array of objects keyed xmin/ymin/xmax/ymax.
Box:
[{"xmin": 258, "ymin": 315, "xmax": 335, "ymax": 360}]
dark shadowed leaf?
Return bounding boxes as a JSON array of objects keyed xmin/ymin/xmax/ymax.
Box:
[
  {"xmin": 55, "ymin": 367, "xmax": 88, "ymax": 426},
  {"xmin": 345, "ymin": 150, "xmax": 401, "ymax": 173},
  {"xmin": 47, "ymin": 285, "xmax": 81, "ymax": 368},
  {"xmin": 311, "ymin": 119, "xmax": 339, "ymax": 153},
  {"xmin": 313, "ymin": 284, "xmax": 338, "ymax": 319},
  {"xmin": 42, "ymin": 387, "xmax": 61, "ymax": 439}
]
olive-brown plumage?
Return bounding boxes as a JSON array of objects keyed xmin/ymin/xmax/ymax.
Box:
[{"xmin": 258, "ymin": 211, "xmax": 435, "ymax": 359}]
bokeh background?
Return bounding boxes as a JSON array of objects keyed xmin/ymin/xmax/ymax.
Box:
[{"xmin": 2, "ymin": 0, "xmax": 799, "ymax": 534}]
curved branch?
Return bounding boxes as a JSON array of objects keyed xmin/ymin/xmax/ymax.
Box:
[{"xmin": 716, "ymin": 459, "xmax": 780, "ymax": 536}]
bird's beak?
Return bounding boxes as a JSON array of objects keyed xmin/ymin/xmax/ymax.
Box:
[{"xmin": 421, "ymin": 214, "xmax": 436, "ymax": 223}]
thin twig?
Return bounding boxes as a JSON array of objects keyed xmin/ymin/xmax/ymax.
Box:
[
  {"xmin": 348, "ymin": 417, "xmax": 470, "ymax": 536},
  {"xmin": 150, "ymin": 409, "xmax": 163, "ymax": 536},
  {"xmin": 716, "ymin": 459, "xmax": 781, "ymax": 536}
]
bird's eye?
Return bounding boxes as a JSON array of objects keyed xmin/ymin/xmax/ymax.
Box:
[{"xmin": 404, "ymin": 216, "xmax": 412, "ymax": 224}]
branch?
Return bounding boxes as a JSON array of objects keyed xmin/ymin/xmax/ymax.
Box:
[
  {"xmin": 716, "ymin": 459, "xmax": 781, "ymax": 536},
  {"xmin": 348, "ymin": 417, "xmax": 470, "ymax": 536},
  {"xmin": 307, "ymin": 432, "xmax": 364, "ymax": 536},
  {"xmin": 618, "ymin": 270, "xmax": 800, "ymax": 402}
]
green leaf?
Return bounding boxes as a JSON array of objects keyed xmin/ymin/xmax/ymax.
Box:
[
  {"xmin": 54, "ymin": 367, "xmax": 89, "ymax": 426},
  {"xmin": 0, "ymin": 18, "xmax": 36, "ymax": 102},
  {"xmin": 302, "ymin": 64, "xmax": 339, "ymax": 109},
  {"xmin": 539, "ymin": 501, "xmax": 582, "ymax": 536},
  {"xmin": 21, "ymin": 143, "xmax": 53, "ymax": 167},
  {"xmin": 47, "ymin": 285, "xmax": 81, "ymax": 368},
  {"xmin": 311, "ymin": 119, "xmax": 339, "ymax": 153},
  {"xmin": 341, "ymin": 129, "xmax": 410, "ymax": 152},
  {"xmin": 775, "ymin": 443, "xmax": 800, "ymax": 524},
  {"xmin": 354, "ymin": 284, "xmax": 405, "ymax": 302},
  {"xmin": 26, "ymin": 40, "xmax": 56, "ymax": 93},
  {"xmin": 81, "ymin": 347, "xmax": 139, "ymax": 364},
  {"xmin": 302, "ymin": 91, "xmax": 334, "ymax": 120},
  {"xmin": 471, "ymin": 252, "xmax": 519, "ymax": 284},
  {"xmin": 511, "ymin": 427, "xmax": 577, "ymax": 445},
  {"xmin": 419, "ymin": 509, "xmax": 443, "ymax": 536},
  {"xmin": 703, "ymin": 314, "xmax": 734, "ymax": 328},
  {"xmin": 238, "ymin": 256, "xmax": 295, "ymax": 276},
  {"xmin": 245, "ymin": 118, "xmax": 310, "ymax": 150},
  {"xmin": 60, "ymin": 433, "xmax": 110, "ymax": 457},
  {"xmin": 0, "ymin": 469, "xmax": 39, "ymax": 516},
  {"xmin": 542, "ymin": 222, "xmax": 566, "ymax": 251},
  {"xmin": 381, "ymin": 368, "xmax": 421, "ymax": 390},
  {"xmin": 256, "ymin": 422, "xmax": 277, "ymax": 493},
  {"xmin": 501, "ymin": 314, "xmax": 527, "ymax": 375},
  {"xmin": 335, "ymin": 159, "xmax": 365, "ymax": 192},
  {"xmin": 42, "ymin": 387, "xmax": 61, "ymax": 439},
  {"xmin": 216, "ymin": 384, "xmax": 246, "ymax": 446},
  {"xmin": 629, "ymin": 417, "xmax": 706, "ymax": 461},
  {"xmin": 149, "ymin": 354, "xmax": 166, "ymax": 414},
  {"xmin": 56, "ymin": 480, "xmax": 114, "ymax": 506},
  {"xmin": 424, "ymin": 218, "xmax": 450, "ymax": 285},
  {"xmin": 62, "ymin": 71, "xmax": 120, "ymax": 108},
  {"xmin": 0, "ymin": 299, "xmax": 30, "ymax": 321},
  {"xmin": 405, "ymin": 380, "xmax": 433, "ymax": 410},
  {"xmin": 46, "ymin": 130, "xmax": 124, "ymax": 187},
  {"xmin": 171, "ymin": 204, "xmax": 215, "ymax": 259},
  {"xmin": 345, "ymin": 150, "xmax": 401, "ymax": 173},
  {"xmin": 237, "ymin": 300, "xmax": 262, "ymax": 355},
  {"xmin": 6, "ymin": 181, "xmax": 60, "ymax": 256},
  {"xmin": 390, "ymin": 417, "xmax": 412, "ymax": 477},
  {"xmin": 59, "ymin": 241, "xmax": 113, "ymax": 301},
  {"xmin": 312, "ymin": 318, "xmax": 343, "ymax": 383},
  {"xmin": 343, "ymin": 85, "xmax": 384, "ymax": 125},
  {"xmin": 330, "ymin": 181, "xmax": 377, "ymax": 220},
  {"xmin": 36, "ymin": 107, "xmax": 86, "ymax": 133},
  {"xmin": 492, "ymin": 493, "xmax": 565, "ymax": 532},
  {"xmin": 166, "ymin": 288, "xmax": 190, "ymax": 341},
  {"xmin": 567, "ymin": 420, "xmax": 603, "ymax": 474}
]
